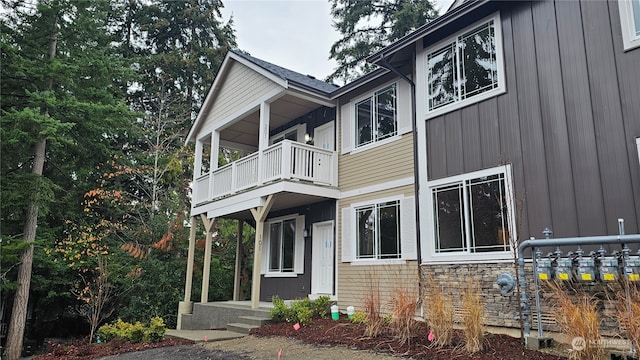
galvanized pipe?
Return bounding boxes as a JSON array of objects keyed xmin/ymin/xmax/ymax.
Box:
[{"xmin": 518, "ymin": 232, "xmax": 640, "ymax": 338}]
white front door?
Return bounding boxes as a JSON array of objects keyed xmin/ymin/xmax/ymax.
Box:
[
  {"xmin": 314, "ymin": 121, "xmax": 334, "ymax": 150},
  {"xmin": 311, "ymin": 221, "xmax": 334, "ymax": 295}
]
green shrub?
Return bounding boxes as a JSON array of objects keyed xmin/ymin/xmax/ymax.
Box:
[
  {"xmin": 351, "ymin": 311, "xmax": 367, "ymax": 324},
  {"xmin": 270, "ymin": 296, "xmax": 317, "ymax": 326},
  {"xmin": 289, "ymin": 299, "xmax": 313, "ymax": 325},
  {"xmin": 97, "ymin": 317, "xmax": 167, "ymax": 343},
  {"xmin": 144, "ymin": 317, "xmax": 167, "ymax": 342},
  {"xmin": 270, "ymin": 296, "xmax": 289, "ymax": 322},
  {"xmin": 313, "ymin": 296, "xmax": 331, "ymax": 318}
]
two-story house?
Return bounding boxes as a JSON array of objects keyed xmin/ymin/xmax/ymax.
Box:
[
  {"xmin": 179, "ymin": 0, "xmax": 640, "ymax": 337},
  {"xmin": 364, "ymin": 0, "xmax": 640, "ymax": 333}
]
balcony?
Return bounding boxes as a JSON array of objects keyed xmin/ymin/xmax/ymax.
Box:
[{"xmin": 193, "ymin": 140, "xmax": 337, "ymax": 206}]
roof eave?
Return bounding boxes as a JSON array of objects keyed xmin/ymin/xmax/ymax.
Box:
[
  {"xmin": 366, "ymin": 0, "xmax": 491, "ymax": 65},
  {"xmin": 328, "ymin": 67, "xmax": 390, "ymax": 99}
]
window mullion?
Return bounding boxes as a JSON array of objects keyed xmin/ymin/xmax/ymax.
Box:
[
  {"xmin": 374, "ymin": 204, "xmax": 380, "ymax": 259},
  {"xmin": 455, "ymin": 37, "xmax": 462, "ymax": 102},
  {"xmin": 279, "ymin": 223, "xmax": 285, "ymax": 272},
  {"xmin": 462, "ymin": 180, "xmax": 472, "ymax": 253},
  {"xmin": 371, "ymin": 93, "xmax": 377, "ymax": 143}
]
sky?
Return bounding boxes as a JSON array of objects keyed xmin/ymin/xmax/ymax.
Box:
[{"xmin": 220, "ymin": 0, "xmax": 455, "ymax": 82}]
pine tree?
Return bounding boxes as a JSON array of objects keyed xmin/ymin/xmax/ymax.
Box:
[
  {"xmin": 328, "ymin": 0, "xmax": 439, "ymax": 83},
  {"xmin": 1, "ymin": 1, "xmax": 135, "ymax": 357}
]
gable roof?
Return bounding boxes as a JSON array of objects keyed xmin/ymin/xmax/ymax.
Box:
[
  {"xmin": 230, "ymin": 50, "xmax": 339, "ymax": 95},
  {"xmin": 186, "ymin": 50, "xmax": 338, "ymax": 144}
]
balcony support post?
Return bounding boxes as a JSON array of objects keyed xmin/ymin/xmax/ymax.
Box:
[
  {"xmin": 200, "ymin": 214, "xmax": 216, "ymax": 303},
  {"xmin": 177, "ymin": 215, "xmax": 198, "ymax": 329},
  {"xmin": 250, "ymin": 194, "xmax": 274, "ymax": 309},
  {"xmin": 233, "ymin": 219, "xmax": 244, "ymax": 301}
]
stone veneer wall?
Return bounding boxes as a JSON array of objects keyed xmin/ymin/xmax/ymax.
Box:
[{"xmin": 419, "ymin": 263, "xmax": 626, "ymax": 337}]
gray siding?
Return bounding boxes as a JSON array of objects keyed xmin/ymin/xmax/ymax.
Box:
[
  {"xmin": 424, "ymin": 0, "xmax": 640, "ymax": 238},
  {"xmin": 260, "ymin": 200, "xmax": 336, "ymax": 301}
]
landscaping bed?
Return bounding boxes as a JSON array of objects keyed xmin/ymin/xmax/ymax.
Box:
[{"xmin": 250, "ymin": 316, "xmax": 567, "ymax": 360}]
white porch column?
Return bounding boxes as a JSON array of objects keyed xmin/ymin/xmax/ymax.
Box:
[
  {"xmin": 233, "ymin": 219, "xmax": 244, "ymax": 301},
  {"xmin": 177, "ymin": 215, "xmax": 198, "ymax": 330},
  {"xmin": 250, "ymin": 195, "xmax": 274, "ymax": 309},
  {"xmin": 257, "ymin": 102, "xmax": 270, "ymax": 185},
  {"xmin": 200, "ymin": 214, "xmax": 215, "ymax": 303}
]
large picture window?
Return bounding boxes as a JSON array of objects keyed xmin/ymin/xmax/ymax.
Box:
[
  {"xmin": 431, "ymin": 169, "xmax": 511, "ymax": 254},
  {"xmin": 619, "ymin": 0, "xmax": 640, "ymax": 50},
  {"xmin": 426, "ymin": 14, "xmax": 504, "ymax": 116},
  {"xmin": 355, "ymin": 201, "xmax": 401, "ymax": 259},
  {"xmin": 355, "ymin": 84, "xmax": 397, "ymax": 147}
]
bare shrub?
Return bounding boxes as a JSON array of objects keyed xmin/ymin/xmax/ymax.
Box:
[
  {"xmin": 548, "ymin": 281, "xmax": 604, "ymax": 360},
  {"xmin": 389, "ymin": 283, "xmax": 418, "ymax": 346},
  {"xmin": 462, "ymin": 283, "xmax": 484, "ymax": 353},
  {"xmin": 423, "ymin": 275, "xmax": 454, "ymax": 347},
  {"xmin": 613, "ymin": 283, "xmax": 640, "ymax": 354},
  {"xmin": 362, "ymin": 270, "xmax": 384, "ymax": 337}
]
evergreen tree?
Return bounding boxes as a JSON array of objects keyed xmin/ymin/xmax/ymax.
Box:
[
  {"xmin": 1, "ymin": 1, "xmax": 135, "ymax": 357},
  {"xmin": 328, "ymin": 0, "xmax": 439, "ymax": 83}
]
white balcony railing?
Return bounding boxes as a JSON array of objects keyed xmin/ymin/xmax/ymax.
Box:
[{"xmin": 193, "ymin": 140, "xmax": 337, "ymax": 205}]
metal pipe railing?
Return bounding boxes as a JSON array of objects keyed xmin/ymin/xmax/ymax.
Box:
[{"xmin": 517, "ymin": 224, "xmax": 640, "ymax": 342}]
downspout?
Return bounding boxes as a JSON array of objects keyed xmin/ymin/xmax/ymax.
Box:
[
  {"xmin": 517, "ymin": 232, "xmax": 640, "ymax": 339},
  {"xmin": 377, "ymin": 53, "xmax": 423, "ymax": 304}
]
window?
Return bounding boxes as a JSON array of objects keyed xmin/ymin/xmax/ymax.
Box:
[
  {"xmin": 425, "ymin": 14, "xmax": 504, "ymax": 117},
  {"xmin": 355, "ymin": 84, "xmax": 397, "ymax": 147},
  {"xmin": 341, "ymin": 80, "xmax": 412, "ymax": 154},
  {"xmin": 270, "ymin": 124, "xmax": 305, "ymax": 145},
  {"xmin": 429, "ymin": 167, "xmax": 512, "ymax": 256},
  {"xmin": 355, "ymin": 201, "xmax": 400, "ymax": 259},
  {"xmin": 619, "ymin": 0, "xmax": 640, "ymax": 50},
  {"xmin": 341, "ymin": 196, "xmax": 417, "ymax": 264},
  {"xmin": 262, "ymin": 215, "xmax": 305, "ymax": 276},
  {"xmin": 269, "ymin": 219, "xmax": 296, "ymax": 272}
]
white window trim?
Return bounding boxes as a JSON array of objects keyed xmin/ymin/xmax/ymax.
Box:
[
  {"xmin": 353, "ymin": 83, "xmax": 398, "ymax": 149},
  {"xmin": 422, "ymin": 165, "xmax": 515, "ymax": 264},
  {"xmin": 262, "ymin": 214, "xmax": 305, "ymax": 277},
  {"xmin": 619, "ymin": 0, "xmax": 640, "ymax": 51},
  {"xmin": 342, "ymin": 195, "xmax": 417, "ymax": 265},
  {"xmin": 422, "ymin": 12, "xmax": 506, "ymax": 119},
  {"xmin": 341, "ymin": 79, "xmax": 413, "ymax": 154},
  {"xmin": 269, "ymin": 124, "xmax": 306, "ymax": 145}
]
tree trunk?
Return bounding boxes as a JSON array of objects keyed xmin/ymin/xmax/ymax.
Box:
[
  {"xmin": 5, "ymin": 16, "xmax": 57, "ymax": 359},
  {"xmin": 5, "ymin": 139, "xmax": 47, "ymax": 360}
]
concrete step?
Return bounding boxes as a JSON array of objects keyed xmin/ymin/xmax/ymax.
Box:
[
  {"xmin": 237, "ymin": 315, "xmax": 271, "ymax": 327},
  {"xmin": 226, "ymin": 322, "xmax": 257, "ymax": 334}
]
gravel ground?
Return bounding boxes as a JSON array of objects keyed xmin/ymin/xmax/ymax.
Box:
[{"xmin": 97, "ymin": 336, "xmax": 397, "ymax": 360}]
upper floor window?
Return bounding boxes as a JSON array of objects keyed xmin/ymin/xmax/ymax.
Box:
[
  {"xmin": 425, "ymin": 14, "xmax": 505, "ymax": 117},
  {"xmin": 355, "ymin": 84, "xmax": 397, "ymax": 147},
  {"xmin": 619, "ymin": 0, "xmax": 640, "ymax": 51},
  {"xmin": 426, "ymin": 166, "xmax": 513, "ymax": 262},
  {"xmin": 340, "ymin": 80, "xmax": 412, "ymax": 155}
]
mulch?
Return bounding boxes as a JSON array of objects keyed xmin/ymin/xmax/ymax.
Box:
[{"xmin": 250, "ymin": 317, "xmax": 567, "ymax": 360}]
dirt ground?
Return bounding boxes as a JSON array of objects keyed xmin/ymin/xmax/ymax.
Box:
[{"xmin": 205, "ymin": 336, "xmax": 397, "ymax": 360}]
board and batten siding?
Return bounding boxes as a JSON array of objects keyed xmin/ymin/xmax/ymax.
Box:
[
  {"xmin": 423, "ymin": 0, "xmax": 640, "ymax": 240},
  {"xmin": 202, "ymin": 61, "xmax": 282, "ymax": 130},
  {"xmin": 337, "ymin": 185, "xmax": 418, "ymax": 313}
]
